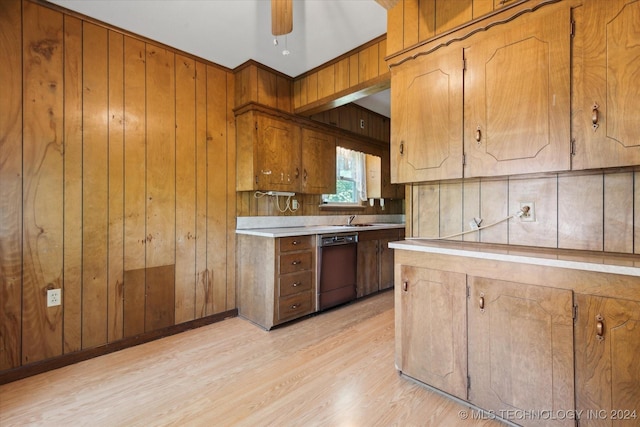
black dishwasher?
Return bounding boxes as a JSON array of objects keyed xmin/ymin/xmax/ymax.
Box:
[{"xmin": 317, "ymin": 233, "xmax": 358, "ymax": 311}]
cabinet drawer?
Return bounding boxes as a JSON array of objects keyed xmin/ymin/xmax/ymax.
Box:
[
  {"xmin": 279, "ymin": 271, "xmax": 312, "ymax": 297},
  {"xmin": 278, "ymin": 291, "xmax": 312, "ymax": 322},
  {"xmin": 280, "ymin": 251, "xmax": 312, "ymax": 274},
  {"xmin": 279, "ymin": 235, "xmax": 314, "ymax": 252}
]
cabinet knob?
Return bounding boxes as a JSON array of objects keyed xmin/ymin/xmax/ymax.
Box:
[
  {"xmin": 291, "ymin": 240, "xmax": 299, "ymax": 245},
  {"xmin": 292, "ymin": 282, "xmax": 300, "ymax": 287},
  {"xmin": 303, "ymin": 169, "xmax": 308, "ymax": 181},
  {"xmin": 291, "ymin": 260, "xmax": 301, "ymax": 265},
  {"xmin": 295, "ymin": 167, "xmax": 300, "ymax": 178},
  {"xmin": 290, "ymin": 303, "xmax": 300, "ymax": 310},
  {"xmin": 402, "ymin": 281, "xmax": 408, "ymax": 292},
  {"xmin": 592, "ymin": 102, "xmax": 600, "ymax": 131}
]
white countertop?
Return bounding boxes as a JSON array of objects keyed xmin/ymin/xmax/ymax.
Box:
[
  {"xmin": 389, "ymin": 240, "xmax": 640, "ymax": 278},
  {"xmin": 236, "ymin": 223, "xmax": 405, "ymax": 238}
]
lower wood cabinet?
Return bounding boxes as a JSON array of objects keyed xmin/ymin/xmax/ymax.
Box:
[
  {"xmin": 237, "ymin": 234, "xmax": 315, "ymax": 330},
  {"xmin": 468, "ymin": 277, "xmax": 575, "ymax": 427},
  {"xmin": 393, "ymin": 248, "xmax": 640, "ymax": 427},
  {"xmin": 574, "ymin": 294, "xmax": 640, "ymax": 427},
  {"xmin": 395, "ymin": 265, "xmax": 467, "ymax": 399},
  {"xmin": 357, "ymin": 229, "xmax": 404, "ymax": 298}
]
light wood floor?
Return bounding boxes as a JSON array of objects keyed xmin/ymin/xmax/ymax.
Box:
[{"xmin": 0, "ymin": 291, "xmax": 503, "ymax": 427}]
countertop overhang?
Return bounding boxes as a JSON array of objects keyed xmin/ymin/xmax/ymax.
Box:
[
  {"xmin": 236, "ymin": 223, "xmax": 405, "ymax": 238},
  {"xmin": 389, "ymin": 239, "xmax": 640, "ymax": 278}
]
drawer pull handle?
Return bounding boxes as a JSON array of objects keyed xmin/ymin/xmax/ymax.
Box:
[
  {"xmin": 596, "ymin": 315, "xmax": 604, "ymax": 340},
  {"xmin": 290, "ymin": 304, "xmax": 300, "ymax": 310},
  {"xmin": 291, "ymin": 260, "xmax": 301, "ymax": 265},
  {"xmin": 292, "ymin": 240, "xmax": 299, "ymax": 245},
  {"xmin": 475, "ymin": 125, "xmax": 482, "ymax": 143},
  {"xmin": 399, "ymin": 142, "xmax": 404, "ymax": 155},
  {"xmin": 292, "ymin": 282, "xmax": 300, "ymax": 287},
  {"xmin": 479, "ymin": 296, "xmax": 485, "ymax": 310},
  {"xmin": 402, "ymin": 281, "xmax": 408, "ymax": 292}
]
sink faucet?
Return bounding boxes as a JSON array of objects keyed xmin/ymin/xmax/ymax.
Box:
[{"xmin": 347, "ymin": 215, "xmax": 356, "ymax": 225}]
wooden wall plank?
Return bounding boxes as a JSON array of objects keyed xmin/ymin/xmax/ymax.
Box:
[
  {"xmin": 226, "ymin": 73, "xmax": 237, "ymax": 311},
  {"xmin": 386, "ymin": 0, "xmax": 404, "ymax": 55},
  {"xmin": 473, "ymin": 0, "xmax": 494, "ymax": 18},
  {"xmin": 21, "ymin": 1, "xmax": 64, "ymax": 364},
  {"xmin": 82, "ymin": 22, "xmax": 109, "ymax": 349},
  {"xmin": 145, "ymin": 44, "xmax": 176, "ymax": 270},
  {"xmin": 175, "ymin": 54, "xmax": 197, "ymax": 324},
  {"xmin": 418, "ymin": 0, "xmax": 436, "ymax": 42},
  {"xmin": 435, "ymin": 0, "xmax": 473, "ymax": 34},
  {"xmin": 349, "ymin": 53, "xmax": 359, "ymax": 87},
  {"xmin": 378, "ymin": 39, "xmax": 388, "ymax": 72},
  {"xmin": 307, "ymin": 72, "xmax": 318, "ymax": 104},
  {"xmin": 206, "ymin": 65, "xmax": 229, "ymax": 315},
  {"xmin": 108, "ymin": 30, "xmax": 125, "ymax": 342},
  {"xmin": 0, "ymin": 0, "xmax": 23, "ymax": 370},
  {"xmin": 276, "ymin": 75, "xmax": 292, "ymax": 113},
  {"xmin": 558, "ymin": 174, "xmax": 604, "ymax": 251},
  {"xmin": 636, "ymin": 172, "xmax": 640, "ymax": 255},
  {"xmin": 479, "ymin": 179, "xmax": 508, "ymax": 244},
  {"xmin": 317, "ymin": 66, "xmax": 335, "ymax": 99},
  {"xmin": 404, "ymin": 0, "xmax": 420, "ymax": 47},
  {"xmin": 257, "ymin": 67, "xmax": 277, "ymax": 109},
  {"xmin": 604, "ymin": 172, "xmax": 633, "ymax": 253},
  {"xmin": 359, "ymin": 44, "xmax": 379, "ymax": 82},
  {"xmin": 463, "ymin": 180, "xmax": 481, "ymax": 242},
  {"xmin": 123, "ymin": 36, "xmax": 147, "ymax": 337},
  {"xmin": 414, "ymin": 183, "xmax": 439, "ymax": 238},
  {"xmin": 335, "ymin": 58, "xmax": 350, "ymax": 93},
  {"xmin": 62, "ymin": 14, "xmax": 83, "ymax": 355},
  {"xmin": 440, "ymin": 182, "xmax": 463, "ymax": 240},
  {"xmin": 195, "ymin": 61, "xmax": 209, "ymax": 318},
  {"xmin": 508, "ymin": 176, "xmax": 558, "ymax": 248}
]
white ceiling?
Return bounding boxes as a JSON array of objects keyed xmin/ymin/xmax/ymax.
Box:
[{"xmin": 47, "ymin": 0, "xmax": 391, "ymax": 116}]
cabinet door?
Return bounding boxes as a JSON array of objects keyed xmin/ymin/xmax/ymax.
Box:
[
  {"xmin": 378, "ymin": 237, "xmax": 395, "ymax": 291},
  {"xmin": 572, "ymin": 0, "xmax": 640, "ymax": 170},
  {"xmin": 575, "ymin": 294, "xmax": 640, "ymax": 427},
  {"xmin": 300, "ymin": 127, "xmax": 335, "ymax": 194},
  {"xmin": 356, "ymin": 239, "xmax": 378, "ymax": 297},
  {"xmin": 256, "ymin": 115, "xmax": 299, "ymax": 192},
  {"xmin": 390, "ymin": 46, "xmax": 463, "ymax": 183},
  {"xmin": 464, "ymin": 4, "xmax": 571, "ymax": 177},
  {"xmin": 468, "ymin": 277, "xmax": 574, "ymax": 427},
  {"xmin": 396, "ymin": 265, "xmax": 467, "ymax": 399}
]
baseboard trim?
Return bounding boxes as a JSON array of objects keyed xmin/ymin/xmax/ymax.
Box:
[{"xmin": 0, "ymin": 309, "xmax": 238, "ymax": 385}]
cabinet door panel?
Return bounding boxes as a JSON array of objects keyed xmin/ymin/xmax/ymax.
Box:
[
  {"xmin": 575, "ymin": 294, "xmax": 640, "ymax": 427},
  {"xmin": 573, "ymin": 0, "xmax": 640, "ymax": 169},
  {"xmin": 464, "ymin": 5, "xmax": 570, "ymax": 177},
  {"xmin": 397, "ymin": 266, "xmax": 467, "ymax": 399},
  {"xmin": 301, "ymin": 127, "xmax": 335, "ymax": 194},
  {"xmin": 468, "ymin": 277, "xmax": 574, "ymax": 427},
  {"xmin": 378, "ymin": 238, "xmax": 395, "ymax": 290},
  {"xmin": 257, "ymin": 115, "xmax": 299, "ymax": 191},
  {"xmin": 357, "ymin": 240, "xmax": 378, "ymax": 297},
  {"xmin": 391, "ymin": 46, "xmax": 463, "ymax": 183}
]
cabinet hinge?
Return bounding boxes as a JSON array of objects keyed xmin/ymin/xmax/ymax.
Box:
[
  {"xmin": 573, "ymin": 304, "xmax": 578, "ymax": 322},
  {"xmin": 254, "ymin": 121, "xmax": 258, "ymax": 130},
  {"xmin": 462, "ymin": 153, "xmax": 466, "ymax": 166},
  {"xmin": 467, "ymin": 375, "xmax": 471, "ymax": 389},
  {"xmin": 463, "ymin": 58, "xmax": 467, "ymax": 71},
  {"xmin": 570, "ymin": 19, "xmax": 575, "ymax": 38},
  {"xmin": 466, "ymin": 284, "xmax": 470, "ymax": 298}
]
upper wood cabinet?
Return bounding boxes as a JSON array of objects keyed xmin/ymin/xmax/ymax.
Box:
[
  {"xmin": 390, "ymin": 46, "xmax": 464, "ymax": 183},
  {"xmin": 390, "ymin": 1, "xmax": 572, "ymax": 183},
  {"xmin": 572, "ymin": 0, "xmax": 640, "ymax": 170},
  {"xmin": 236, "ymin": 107, "xmax": 335, "ymax": 194},
  {"xmin": 463, "ymin": 4, "xmax": 571, "ymax": 177}
]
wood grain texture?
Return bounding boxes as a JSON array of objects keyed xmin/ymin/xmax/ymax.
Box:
[
  {"xmin": 0, "ymin": 0, "xmax": 23, "ymax": 371},
  {"xmin": 435, "ymin": 0, "xmax": 473, "ymax": 34},
  {"xmin": 558, "ymin": 173, "xmax": 604, "ymax": 251},
  {"xmin": 508, "ymin": 175, "xmax": 558, "ymax": 248},
  {"xmin": 636, "ymin": 171, "xmax": 640, "ymax": 255},
  {"xmin": 604, "ymin": 172, "xmax": 634, "ymax": 254},
  {"xmin": 439, "ymin": 181, "xmax": 463, "ymax": 240},
  {"xmin": 82, "ymin": 22, "xmax": 109, "ymax": 349},
  {"xmin": 0, "ymin": 292, "xmax": 502, "ymax": 427},
  {"xmin": 21, "ymin": 1, "xmax": 64, "ymax": 364},
  {"xmin": 195, "ymin": 61, "xmax": 209, "ymax": 318}
]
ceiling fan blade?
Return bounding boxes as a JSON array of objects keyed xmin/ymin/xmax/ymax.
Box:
[
  {"xmin": 272, "ymin": 0, "xmax": 293, "ymax": 36},
  {"xmin": 375, "ymin": 0, "xmax": 400, "ymax": 10}
]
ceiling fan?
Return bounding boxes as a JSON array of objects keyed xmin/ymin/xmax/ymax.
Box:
[{"xmin": 270, "ymin": 0, "xmax": 399, "ymax": 36}]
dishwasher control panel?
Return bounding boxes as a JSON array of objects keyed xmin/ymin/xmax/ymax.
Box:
[{"xmin": 319, "ymin": 234, "xmax": 358, "ymax": 247}]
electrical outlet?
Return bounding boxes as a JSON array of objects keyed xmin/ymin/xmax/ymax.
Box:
[
  {"xmin": 47, "ymin": 288, "xmax": 61, "ymax": 307},
  {"xmin": 292, "ymin": 199, "xmax": 299, "ymax": 210},
  {"xmin": 519, "ymin": 202, "xmax": 536, "ymax": 222}
]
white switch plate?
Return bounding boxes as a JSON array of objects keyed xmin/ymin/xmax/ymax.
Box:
[{"xmin": 47, "ymin": 289, "xmax": 61, "ymax": 307}]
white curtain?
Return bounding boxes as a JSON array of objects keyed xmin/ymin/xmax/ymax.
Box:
[{"xmin": 337, "ymin": 146, "xmax": 367, "ymax": 202}]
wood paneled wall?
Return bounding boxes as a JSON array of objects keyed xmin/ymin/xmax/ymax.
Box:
[
  {"xmin": 408, "ymin": 169, "xmax": 640, "ymax": 255},
  {"xmin": 0, "ymin": 0, "xmax": 236, "ymax": 372},
  {"xmin": 293, "ymin": 36, "xmax": 390, "ymax": 116},
  {"xmin": 235, "ymin": 61, "xmax": 293, "ymax": 113},
  {"xmin": 310, "ymin": 103, "xmax": 391, "ymax": 143}
]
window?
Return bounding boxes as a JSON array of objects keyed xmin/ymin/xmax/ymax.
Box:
[{"xmin": 322, "ymin": 147, "xmax": 368, "ymax": 205}]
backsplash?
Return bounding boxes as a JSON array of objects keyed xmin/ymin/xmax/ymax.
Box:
[{"xmin": 409, "ymin": 169, "xmax": 639, "ymax": 255}]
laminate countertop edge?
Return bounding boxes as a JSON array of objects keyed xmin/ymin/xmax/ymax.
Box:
[
  {"xmin": 236, "ymin": 223, "xmax": 405, "ymax": 238},
  {"xmin": 389, "ymin": 240, "xmax": 640, "ymax": 278}
]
